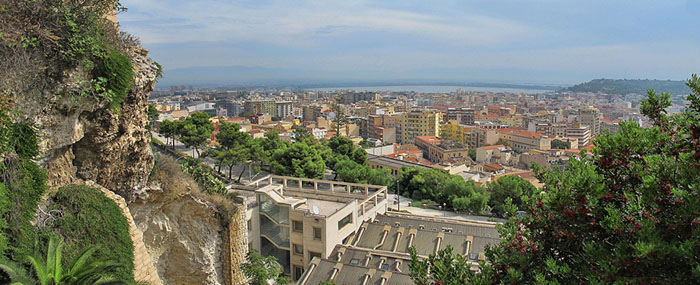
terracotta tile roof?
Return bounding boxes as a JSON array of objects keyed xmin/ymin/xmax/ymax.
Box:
[
  {"xmin": 415, "ymin": 136, "xmax": 442, "ymax": 144},
  {"xmin": 484, "ymin": 163, "xmax": 504, "ymax": 170},
  {"xmin": 480, "ymin": 144, "xmax": 506, "ymax": 150}
]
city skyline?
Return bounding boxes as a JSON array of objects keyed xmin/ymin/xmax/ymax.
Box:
[{"xmin": 121, "ymin": 0, "xmax": 700, "ymax": 86}]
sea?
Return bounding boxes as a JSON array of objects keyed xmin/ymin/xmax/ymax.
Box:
[{"xmin": 307, "ymin": 85, "xmax": 555, "ymax": 94}]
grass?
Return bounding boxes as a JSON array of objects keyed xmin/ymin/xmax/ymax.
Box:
[{"xmin": 42, "ymin": 185, "xmax": 135, "ymax": 282}]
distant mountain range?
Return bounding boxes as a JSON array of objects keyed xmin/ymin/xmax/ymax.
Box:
[{"xmin": 563, "ymin": 79, "xmax": 688, "ymax": 95}]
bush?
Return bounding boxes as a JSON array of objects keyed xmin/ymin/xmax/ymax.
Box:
[
  {"xmin": 93, "ymin": 48, "xmax": 134, "ymax": 111},
  {"xmin": 0, "ymin": 159, "xmax": 47, "ymax": 262},
  {"xmin": 9, "ymin": 123, "xmax": 39, "ymax": 160},
  {"xmin": 180, "ymin": 158, "xmax": 226, "ymax": 195},
  {"xmin": 150, "ymin": 154, "xmax": 237, "ymax": 226},
  {"xmin": 41, "ymin": 185, "xmax": 134, "ymax": 283}
]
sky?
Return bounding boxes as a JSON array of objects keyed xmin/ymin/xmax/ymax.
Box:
[{"xmin": 119, "ymin": 0, "xmax": 700, "ymax": 87}]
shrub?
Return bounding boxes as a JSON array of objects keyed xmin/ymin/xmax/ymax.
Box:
[
  {"xmin": 150, "ymin": 154, "xmax": 237, "ymax": 226},
  {"xmin": 92, "ymin": 48, "xmax": 134, "ymax": 111},
  {"xmin": 41, "ymin": 185, "xmax": 135, "ymax": 283},
  {"xmin": 0, "ymin": 183, "xmax": 9, "ymax": 255},
  {"xmin": 0, "ymin": 159, "xmax": 47, "ymax": 262},
  {"xmin": 9, "ymin": 122, "xmax": 39, "ymax": 159}
]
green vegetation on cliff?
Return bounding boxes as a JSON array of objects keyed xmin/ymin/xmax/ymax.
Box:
[
  {"xmin": 41, "ymin": 185, "xmax": 135, "ymax": 282},
  {"xmin": 1, "ymin": 0, "xmax": 135, "ymax": 111},
  {"xmin": 564, "ymin": 78, "xmax": 688, "ymax": 95}
]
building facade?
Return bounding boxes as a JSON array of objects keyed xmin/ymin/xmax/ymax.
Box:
[
  {"xmin": 275, "ymin": 101, "xmax": 294, "ymax": 118},
  {"xmin": 414, "ymin": 136, "xmax": 470, "ymax": 164},
  {"xmin": 578, "ymin": 106, "xmax": 601, "ymax": 135},
  {"xmin": 397, "ymin": 111, "xmax": 441, "ymax": 144},
  {"xmin": 245, "ymin": 100, "xmax": 276, "ymax": 116},
  {"xmin": 497, "ymin": 129, "xmax": 552, "ymax": 153},
  {"xmin": 241, "ymin": 176, "xmax": 389, "ymax": 282}
]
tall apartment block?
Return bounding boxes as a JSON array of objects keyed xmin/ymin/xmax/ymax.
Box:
[
  {"xmin": 245, "ymin": 100, "xmax": 276, "ymax": 116},
  {"xmin": 397, "ymin": 111, "xmax": 442, "ymax": 144},
  {"xmin": 275, "ymin": 101, "xmax": 293, "ymax": 118},
  {"xmin": 578, "ymin": 106, "xmax": 601, "ymax": 135}
]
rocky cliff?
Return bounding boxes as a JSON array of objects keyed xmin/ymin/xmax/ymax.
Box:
[
  {"xmin": 18, "ymin": 47, "xmax": 156, "ymax": 202},
  {"xmin": 15, "ymin": 44, "xmax": 242, "ymax": 284},
  {"xmin": 129, "ymin": 185, "xmax": 227, "ymax": 284}
]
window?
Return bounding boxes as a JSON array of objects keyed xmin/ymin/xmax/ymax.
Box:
[
  {"xmin": 293, "ymin": 266, "xmax": 305, "ymax": 282},
  {"xmin": 293, "ymin": 220, "xmax": 303, "ymax": 232},
  {"xmin": 350, "ymin": 259, "xmax": 360, "ymax": 265},
  {"xmin": 247, "ymin": 219, "xmax": 252, "ymax": 231},
  {"xmin": 338, "ymin": 213, "xmax": 352, "ymax": 230},
  {"xmin": 293, "ymin": 244, "xmax": 304, "ymax": 255},
  {"xmin": 313, "ymin": 227, "xmax": 322, "ymax": 240},
  {"xmin": 309, "ymin": 251, "xmax": 321, "ymax": 261}
]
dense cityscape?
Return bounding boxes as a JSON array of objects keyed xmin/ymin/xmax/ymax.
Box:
[{"xmin": 2, "ymin": 0, "xmax": 699, "ymax": 284}]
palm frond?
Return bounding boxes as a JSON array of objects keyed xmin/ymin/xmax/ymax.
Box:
[{"xmin": 0, "ymin": 259, "xmax": 38, "ymax": 285}]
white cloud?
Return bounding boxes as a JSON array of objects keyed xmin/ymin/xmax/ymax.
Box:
[{"xmin": 119, "ymin": 0, "xmax": 536, "ymax": 46}]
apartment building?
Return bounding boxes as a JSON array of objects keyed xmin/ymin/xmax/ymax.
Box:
[
  {"xmin": 530, "ymin": 123, "xmax": 590, "ymax": 148},
  {"xmin": 397, "ymin": 111, "xmax": 442, "ymax": 144},
  {"xmin": 565, "ymin": 125, "xmax": 591, "ymax": 148},
  {"xmin": 446, "ymin": 107, "xmax": 476, "ymax": 125},
  {"xmin": 275, "ymin": 101, "xmax": 294, "ymax": 118},
  {"xmin": 475, "ymin": 145, "xmax": 516, "ymax": 165},
  {"xmin": 239, "ymin": 176, "xmax": 389, "ymax": 281},
  {"xmin": 245, "ymin": 100, "xmax": 276, "ymax": 115},
  {"xmin": 440, "ymin": 122, "xmax": 477, "ymax": 149},
  {"xmin": 578, "ymin": 106, "xmax": 601, "ymax": 135},
  {"xmin": 368, "ymin": 125, "xmax": 396, "ymax": 144},
  {"xmin": 475, "ymin": 128, "xmax": 500, "ymax": 147},
  {"xmin": 414, "ymin": 136, "xmax": 470, "ymax": 164},
  {"xmin": 496, "ymin": 129, "xmax": 552, "ymax": 153}
]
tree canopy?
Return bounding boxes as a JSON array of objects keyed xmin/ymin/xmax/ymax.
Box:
[
  {"xmin": 487, "ymin": 175, "xmax": 538, "ymax": 217},
  {"xmin": 410, "ymin": 75, "xmax": 700, "ymax": 284},
  {"xmin": 242, "ymin": 249, "xmax": 289, "ymax": 285},
  {"xmin": 178, "ymin": 112, "xmax": 214, "ymax": 157},
  {"xmin": 399, "ymin": 167, "xmax": 487, "ymax": 213},
  {"xmin": 270, "ymin": 142, "xmax": 326, "ymax": 179}
]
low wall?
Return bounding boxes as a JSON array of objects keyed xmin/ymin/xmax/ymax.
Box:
[{"xmin": 223, "ymin": 205, "xmax": 249, "ymax": 284}]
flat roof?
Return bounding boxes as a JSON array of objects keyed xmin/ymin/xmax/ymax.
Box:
[
  {"xmin": 368, "ymin": 154, "xmax": 429, "ymax": 169},
  {"xmin": 296, "ymin": 199, "xmax": 346, "ymax": 216}
]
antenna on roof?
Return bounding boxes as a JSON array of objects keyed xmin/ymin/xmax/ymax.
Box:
[{"xmin": 312, "ymin": 205, "xmax": 320, "ymax": 215}]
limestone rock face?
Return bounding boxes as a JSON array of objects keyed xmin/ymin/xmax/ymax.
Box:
[
  {"xmin": 128, "ymin": 186, "xmax": 226, "ymax": 285},
  {"xmin": 18, "ymin": 48, "xmax": 157, "ymax": 202}
]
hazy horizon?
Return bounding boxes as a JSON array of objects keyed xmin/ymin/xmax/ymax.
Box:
[{"xmin": 120, "ymin": 0, "xmax": 700, "ymax": 87}]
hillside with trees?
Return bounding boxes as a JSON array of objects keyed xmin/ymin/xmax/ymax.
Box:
[{"xmin": 564, "ymin": 79, "xmax": 688, "ymax": 95}]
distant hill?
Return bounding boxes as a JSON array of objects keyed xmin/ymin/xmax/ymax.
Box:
[{"xmin": 563, "ymin": 79, "xmax": 688, "ymax": 95}]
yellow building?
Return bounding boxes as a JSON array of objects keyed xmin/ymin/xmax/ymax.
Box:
[
  {"xmin": 497, "ymin": 129, "xmax": 552, "ymax": 153},
  {"xmin": 440, "ymin": 121, "xmax": 477, "ymax": 149},
  {"xmin": 398, "ymin": 110, "xmax": 442, "ymax": 144}
]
